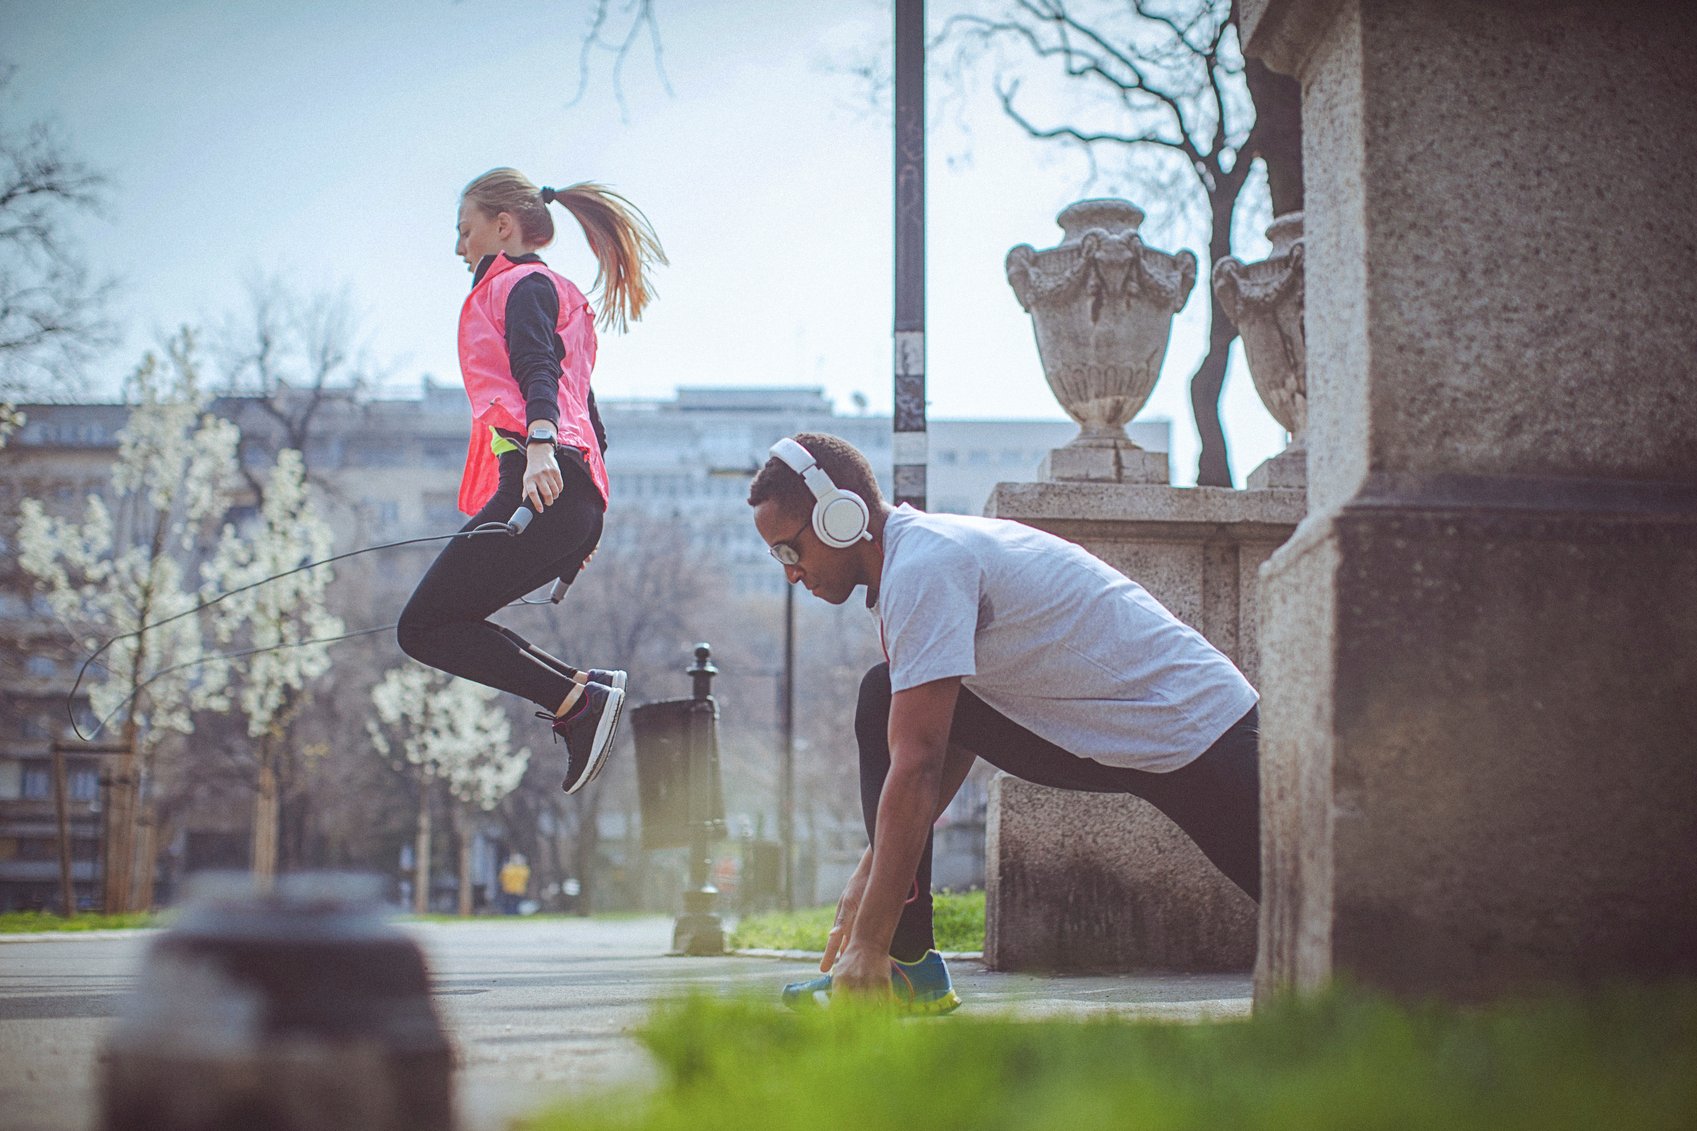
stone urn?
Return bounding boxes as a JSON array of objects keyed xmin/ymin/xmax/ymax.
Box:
[
  {"xmin": 1006, "ymin": 199, "xmax": 1197, "ymax": 483},
  {"xmin": 1213, "ymin": 212, "xmax": 1307, "ymax": 489}
]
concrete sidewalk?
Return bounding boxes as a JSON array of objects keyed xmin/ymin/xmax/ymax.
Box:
[{"xmin": 0, "ymin": 916, "xmax": 1251, "ymax": 1131}]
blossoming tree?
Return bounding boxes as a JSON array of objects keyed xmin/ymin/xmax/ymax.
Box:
[
  {"xmin": 17, "ymin": 333, "xmax": 237, "ymax": 912},
  {"xmin": 204, "ymin": 446, "xmax": 342, "ymax": 882},
  {"xmin": 369, "ymin": 666, "xmax": 529, "ymax": 915}
]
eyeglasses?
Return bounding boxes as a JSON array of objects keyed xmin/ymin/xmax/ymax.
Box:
[{"xmin": 767, "ymin": 518, "xmax": 811, "ymax": 567}]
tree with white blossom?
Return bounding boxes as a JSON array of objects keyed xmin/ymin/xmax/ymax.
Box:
[
  {"xmin": 17, "ymin": 331, "xmax": 238, "ymax": 912},
  {"xmin": 0, "ymin": 403, "xmax": 22, "ymax": 448},
  {"xmin": 204, "ymin": 445, "xmax": 343, "ymax": 882},
  {"xmin": 369, "ymin": 666, "xmax": 529, "ymax": 915}
]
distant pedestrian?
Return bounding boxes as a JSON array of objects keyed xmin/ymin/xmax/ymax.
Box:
[
  {"xmin": 398, "ymin": 169, "xmax": 666, "ymax": 793},
  {"xmin": 498, "ymin": 854, "xmax": 531, "ymax": 915},
  {"xmin": 748, "ymin": 433, "xmax": 1260, "ymax": 1012}
]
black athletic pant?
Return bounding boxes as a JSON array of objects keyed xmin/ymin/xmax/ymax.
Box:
[
  {"xmin": 397, "ymin": 448, "xmax": 604, "ymax": 710},
  {"xmin": 855, "ymin": 662, "xmax": 1261, "ymax": 962}
]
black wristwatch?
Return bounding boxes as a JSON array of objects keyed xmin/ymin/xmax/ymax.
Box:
[{"xmin": 526, "ymin": 422, "xmax": 558, "ymax": 446}]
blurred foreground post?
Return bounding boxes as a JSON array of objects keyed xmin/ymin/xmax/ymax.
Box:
[{"xmin": 102, "ymin": 873, "xmax": 453, "ymax": 1131}]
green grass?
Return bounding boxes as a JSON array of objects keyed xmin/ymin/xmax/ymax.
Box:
[
  {"xmin": 731, "ymin": 890, "xmax": 986, "ymax": 953},
  {"xmin": 519, "ymin": 984, "xmax": 1697, "ymax": 1131},
  {"xmin": 0, "ymin": 910, "xmax": 160, "ymax": 933}
]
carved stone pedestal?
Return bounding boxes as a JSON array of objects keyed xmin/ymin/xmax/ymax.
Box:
[
  {"xmin": 986, "ymin": 775, "xmax": 1256, "ymax": 972},
  {"xmin": 1039, "ymin": 442, "xmax": 1169, "ymax": 485}
]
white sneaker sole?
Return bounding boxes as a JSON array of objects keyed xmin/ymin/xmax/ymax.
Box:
[{"xmin": 563, "ymin": 686, "xmax": 625, "ymax": 795}]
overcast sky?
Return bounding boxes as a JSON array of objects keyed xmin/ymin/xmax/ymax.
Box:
[{"xmin": 3, "ymin": 0, "xmax": 1287, "ymax": 486}]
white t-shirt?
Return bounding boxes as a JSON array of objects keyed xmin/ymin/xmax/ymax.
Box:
[{"xmin": 872, "ymin": 506, "xmax": 1257, "ymax": 772}]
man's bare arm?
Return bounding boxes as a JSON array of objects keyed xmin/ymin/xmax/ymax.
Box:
[{"xmin": 832, "ymin": 676, "xmax": 962, "ymax": 994}]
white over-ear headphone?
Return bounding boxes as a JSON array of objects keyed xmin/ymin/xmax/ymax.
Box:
[{"xmin": 769, "ymin": 437, "xmax": 872, "ymax": 550}]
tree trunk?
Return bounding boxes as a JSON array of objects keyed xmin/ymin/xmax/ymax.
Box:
[
  {"xmin": 1191, "ymin": 200, "xmax": 1240, "ymax": 487},
  {"xmin": 1243, "ymin": 56, "xmax": 1304, "ymax": 215},
  {"xmin": 252, "ymin": 740, "xmax": 279, "ymax": 886},
  {"xmin": 572, "ymin": 789, "xmax": 603, "ymax": 917},
  {"xmin": 133, "ymin": 802, "xmax": 158, "ymax": 911},
  {"xmin": 104, "ymin": 723, "xmax": 139, "ymax": 914},
  {"xmin": 413, "ymin": 779, "xmax": 432, "ymax": 915},
  {"xmin": 455, "ymin": 807, "xmax": 474, "ymax": 918}
]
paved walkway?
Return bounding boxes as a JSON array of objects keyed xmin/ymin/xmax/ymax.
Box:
[{"xmin": 0, "ymin": 916, "xmax": 1251, "ymax": 1131}]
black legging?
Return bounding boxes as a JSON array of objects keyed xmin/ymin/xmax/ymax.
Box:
[
  {"xmin": 397, "ymin": 447, "xmax": 604, "ymax": 710},
  {"xmin": 855, "ymin": 662, "xmax": 1261, "ymax": 962}
]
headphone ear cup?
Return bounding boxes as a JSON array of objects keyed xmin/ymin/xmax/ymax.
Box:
[{"xmin": 814, "ymin": 490, "xmax": 870, "ymax": 549}]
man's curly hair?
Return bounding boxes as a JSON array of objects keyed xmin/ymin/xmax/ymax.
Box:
[{"xmin": 747, "ymin": 432, "xmax": 884, "ymax": 518}]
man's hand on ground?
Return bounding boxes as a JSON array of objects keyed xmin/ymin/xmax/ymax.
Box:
[
  {"xmin": 820, "ymin": 849, "xmax": 872, "ymax": 972},
  {"xmin": 830, "ymin": 943, "xmax": 893, "ymax": 1002}
]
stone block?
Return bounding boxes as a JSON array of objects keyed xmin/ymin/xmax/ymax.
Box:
[
  {"xmin": 985, "ymin": 774, "xmax": 1257, "ymax": 972},
  {"xmin": 1247, "ymin": 447, "xmax": 1307, "ymax": 491},
  {"xmin": 1039, "ymin": 442, "xmax": 1169, "ymax": 485},
  {"xmin": 1251, "ymin": 0, "xmax": 1697, "ymax": 515},
  {"xmin": 1258, "ymin": 477, "xmax": 1697, "ymax": 1001}
]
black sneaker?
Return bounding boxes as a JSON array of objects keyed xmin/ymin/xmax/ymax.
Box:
[
  {"xmin": 579, "ymin": 669, "xmax": 627, "ymax": 693},
  {"xmin": 540, "ymin": 682, "xmax": 626, "ymax": 794}
]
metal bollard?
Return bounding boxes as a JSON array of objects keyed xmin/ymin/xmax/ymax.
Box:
[
  {"xmin": 102, "ymin": 872, "xmax": 454, "ymax": 1131},
  {"xmin": 672, "ymin": 643, "xmax": 725, "ymax": 955}
]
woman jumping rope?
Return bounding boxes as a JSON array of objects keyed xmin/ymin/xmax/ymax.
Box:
[{"xmin": 397, "ymin": 168, "xmax": 665, "ymax": 793}]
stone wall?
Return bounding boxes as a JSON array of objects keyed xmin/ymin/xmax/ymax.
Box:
[{"xmin": 1243, "ymin": 0, "xmax": 1697, "ymax": 1000}]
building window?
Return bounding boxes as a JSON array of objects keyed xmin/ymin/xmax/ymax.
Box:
[
  {"xmin": 358, "ymin": 446, "xmax": 405, "ymax": 468},
  {"xmin": 70, "ymin": 767, "xmax": 99, "ymax": 801},
  {"xmin": 26, "ymin": 656, "xmax": 56, "ymax": 678},
  {"xmin": 19, "ymin": 718, "xmax": 50, "ymax": 740},
  {"xmin": 20, "ymin": 764, "xmax": 50, "ymax": 800}
]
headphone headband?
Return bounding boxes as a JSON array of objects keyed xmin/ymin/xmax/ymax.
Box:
[
  {"xmin": 767, "ymin": 437, "xmax": 872, "ymax": 550},
  {"xmin": 769, "ymin": 438, "xmax": 834, "ymax": 501}
]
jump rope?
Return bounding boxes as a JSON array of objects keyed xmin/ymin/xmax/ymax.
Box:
[{"xmin": 66, "ymin": 503, "xmax": 557, "ymax": 742}]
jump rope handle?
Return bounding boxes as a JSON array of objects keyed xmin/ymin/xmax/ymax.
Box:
[{"xmin": 505, "ymin": 505, "xmax": 536, "ymax": 535}]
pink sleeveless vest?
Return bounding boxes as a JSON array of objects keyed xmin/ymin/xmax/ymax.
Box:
[{"xmin": 456, "ymin": 253, "xmax": 608, "ymax": 515}]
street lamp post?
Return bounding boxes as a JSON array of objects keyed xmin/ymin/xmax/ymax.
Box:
[
  {"xmin": 780, "ymin": 581, "xmax": 795, "ymax": 909},
  {"xmin": 894, "ymin": 0, "xmax": 927, "ymax": 509}
]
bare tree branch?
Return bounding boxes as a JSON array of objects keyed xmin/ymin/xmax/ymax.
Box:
[
  {"xmin": 568, "ymin": 0, "xmax": 673, "ymax": 123},
  {"xmin": 996, "ymin": 79, "xmax": 1192, "ymax": 155},
  {"xmin": 210, "ymin": 276, "xmax": 386, "ymax": 513},
  {"xmin": 0, "ymin": 66, "xmax": 115, "ymax": 400}
]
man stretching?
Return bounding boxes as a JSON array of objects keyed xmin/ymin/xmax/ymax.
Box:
[{"xmin": 748, "ymin": 433, "xmax": 1260, "ymax": 1011}]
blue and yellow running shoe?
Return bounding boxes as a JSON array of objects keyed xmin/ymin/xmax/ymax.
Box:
[{"xmin": 780, "ymin": 949, "xmax": 962, "ymax": 1015}]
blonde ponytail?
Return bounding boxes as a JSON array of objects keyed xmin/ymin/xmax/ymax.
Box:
[
  {"xmin": 461, "ymin": 169, "xmax": 667, "ymax": 333},
  {"xmin": 549, "ymin": 183, "xmax": 667, "ymax": 333}
]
